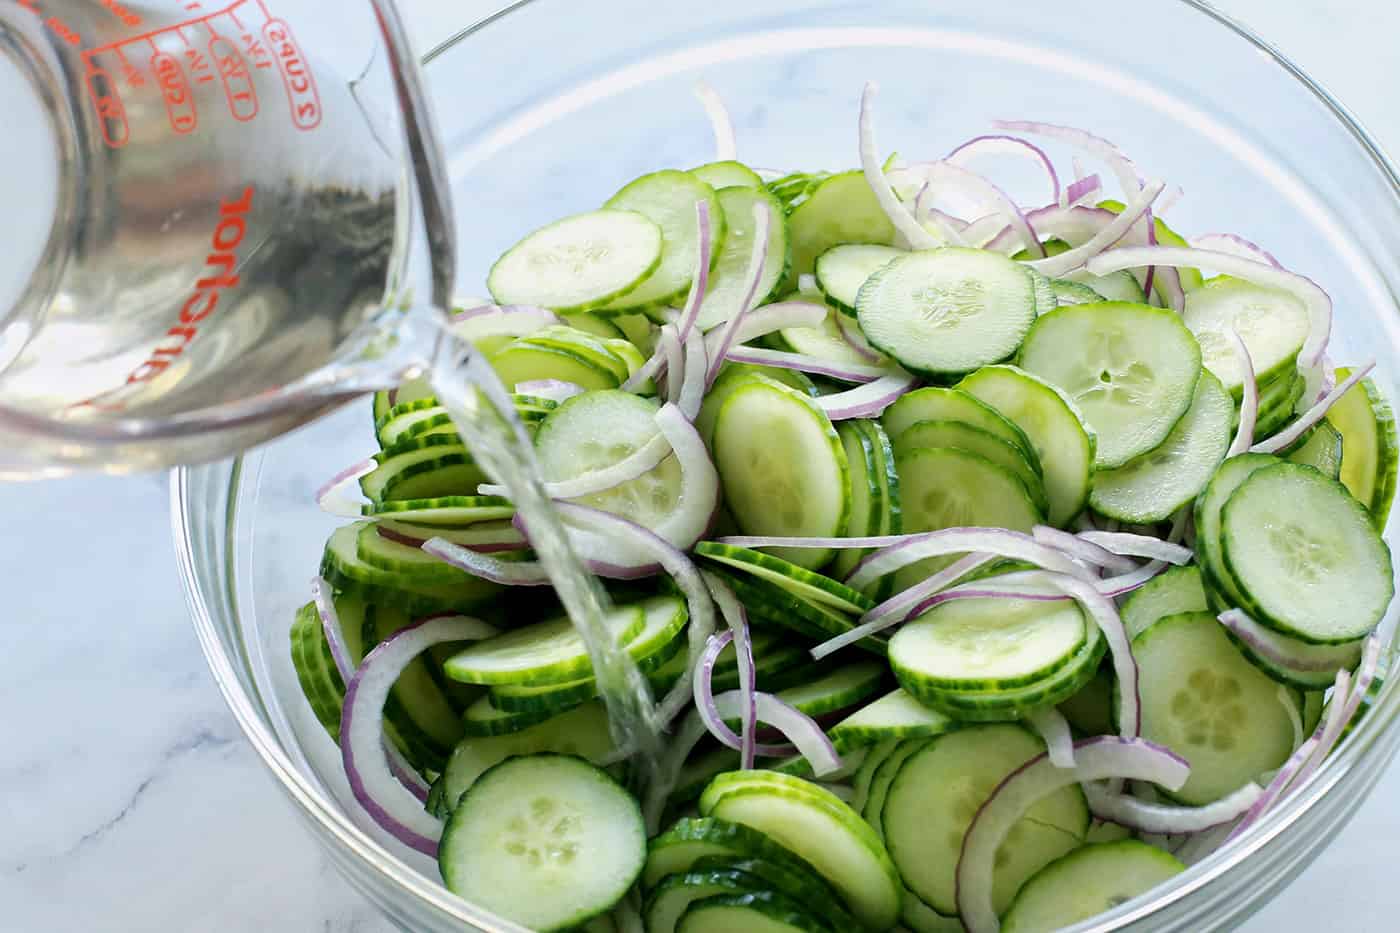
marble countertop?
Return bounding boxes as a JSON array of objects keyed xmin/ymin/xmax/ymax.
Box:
[{"xmin": 5, "ymin": 1, "xmax": 1400, "ymax": 930}]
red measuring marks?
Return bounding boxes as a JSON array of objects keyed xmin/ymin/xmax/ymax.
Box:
[{"xmin": 80, "ymin": 0, "xmax": 321, "ymax": 148}]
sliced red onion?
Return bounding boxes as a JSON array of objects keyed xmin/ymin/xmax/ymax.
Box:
[
  {"xmin": 1228, "ymin": 331, "xmax": 1259, "ymax": 457},
  {"xmin": 1024, "ymin": 180, "xmax": 1164, "ymax": 277},
  {"xmin": 705, "ymin": 202, "xmax": 774, "ymax": 387},
  {"xmin": 672, "ymin": 202, "xmax": 714, "ymax": 345},
  {"xmin": 679, "ymin": 328, "xmax": 711, "ymax": 420},
  {"xmin": 982, "ymin": 204, "xmax": 1116, "ymax": 254},
  {"xmin": 1086, "ymin": 246, "xmax": 1333, "ymax": 368},
  {"xmin": 317, "ymin": 460, "xmax": 374, "ymax": 518},
  {"xmin": 836, "ymin": 314, "xmax": 884, "ymax": 364},
  {"xmin": 513, "ymin": 379, "xmax": 585, "ymax": 403},
  {"xmin": 1288, "ymin": 636, "xmax": 1383, "ymax": 795},
  {"xmin": 1074, "ymin": 530, "xmax": 1192, "ymax": 565},
  {"xmin": 651, "ymin": 403, "xmax": 721, "ymax": 548},
  {"xmin": 816, "ymin": 369, "xmax": 919, "ymax": 420},
  {"xmin": 1302, "ymin": 354, "xmax": 1338, "ymax": 408},
  {"xmin": 692, "ymin": 632, "xmax": 793, "ymax": 759},
  {"xmin": 882, "ymin": 172, "xmax": 970, "ymax": 247},
  {"xmin": 859, "ymin": 82, "xmax": 943, "ymax": 250},
  {"xmin": 1157, "ymin": 184, "xmax": 1185, "ymax": 217},
  {"xmin": 746, "ymin": 692, "xmax": 842, "ymax": 776},
  {"xmin": 1048, "ymin": 575, "xmax": 1139, "ymax": 738},
  {"xmin": 694, "ymin": 79, "xmax": 737, "ymax": 162},
  {"xmin": 723, "ymin": 346, "xmax": 892, "ymax": 383},
  {"xmin": 706, "ymin": 300, "xmax": 827, "ymax": 353},
  {"xmin": 422, "ymin": 538, "xmax": 551, "ymax": 586},
  {"xmin": 956, "ymin": 737, "xmax": 1190, "ymax": 933},
  {"xmin": 1252, "ymin": 361, "xmax": 1375, "ymax": 453},
  {"xmin": 1190, "ymin": 233, "xmax": 1282, "ymax": 268},
  {"xmin": 1064, "ymin": 173, "xmax": 1103, "ymax": 207},
  {"xmin": 1218, "ymin": 609, "xmax": 1364, "ymax": 674},
  {"xmin": 946, "ymin": 134, "xmax": 1060, "ymax": 206},
  {"xmin": 1027, "ymin": 708, "xmax": 1075, "ymax": 769},
  {"xmin": 703, "ymin": 571, "xmax": 758, "ymax": 769},
  {"xmin": 340, "ymin": 614, "xmax": 498, "ymax": 855},
  {"xmin": 909, "ymin": 161, "xmax": 1045, "ymax": 257},
  {"xmin": 481, "ymin": 431, "xmax": 674, "ymax": 501},
  {"xmin": 552, "ymin": 502, "xmax": 717, "ymax": 723},
  {"xmin": 846, "ymin": 528, "xmax": 1093, "ymax": 592},
  {"xmin": 1032, "ymin": 525, "xmax": 1136, "ymax": 573},
  {"xmin": 1084, "ymin": 780, "xmax": 1262, "ymax": 834},
  {"xmin": 660, "ymin": 324, "xmax": 684, "ymax": 402},
  {"xmin": 903, "ymin": 577, "xmax": 1067, "ymax": 623}
]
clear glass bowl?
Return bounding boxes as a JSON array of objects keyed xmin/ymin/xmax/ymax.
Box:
[{"xmin": 173, "ymin": 1, "xmax": 1400, "ymax": 930}]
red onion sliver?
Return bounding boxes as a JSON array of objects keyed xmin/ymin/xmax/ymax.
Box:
[
  {"xmin": 661, "ymin": 324, "xmax": 684, "ymax": 402},
  {"xmin": 513, "ymin": 379, "xmax": 585, "ymax": 403},
  {"xmin": 835, "ymin": 313, "xmax": 884, "ymax": 364},
  {"xmin": 982, "ymin": 204, "xmax": 1117, "ymax": 254},
  {"xmin": 1084, "ymin": 780, "xmax": 1262, "ymax": 834},
  {"xmin": 1157, "ymin": 184, "xmax": 1185, "ymax": 217},
  {"xmin": 724, "ymin": 346, "xmax": 892, "ymax": 383},
  {"xmin": 651, "ymin": 403, "xmax": 721, "ymax": 549},
  {"xmin": 992, "ymin": 120, "xmax": 1140, "ymax": 196},
  {"xmin": 317, "ymin": 460, "xmax": 374, "ymax": 518},
  {"xmin": 692, "ymin": 633, "xmax": 792, "ymax": 759},
  {"xmin": 672, "ymin": 202, "xmax": 714, "ymax": 346},
  {"xmin": 1074, "ymin": 531, "xmax": 1192, "ymax": 565},
  {"xmin": 846, "ymin": 527, "xmax": 1094, "ymax": 592},
  {"xmin": 1226, "ymin": 331, "xmax": 1259, "ymax": 457},
  {"xmin": 956, "ymin": 737, "xmax": 1190, "ymax": 933},
  {"xmin": 1064, "ymin": 173, "xmax": 1103, "ymax": 207},
  {"xmin": 312, "ymin": 576, "xmax": 356, "ymax": 681},
  {"xmin": 694, "ymin": 80, "xmax": 737, "ymax": 162},
  {"xmin": 487, "ymin": 429, "xmax": 673, "ymax": 501},
  {"xmin": 705, "ymin": 301, "xmax": 827, "ymax": 353},
  {"xmin": 1190, "ymin": 233, "xmax": 1282, "ymax": 268},
  {"xmin": 1026, "ymin": 708, "xmax": 1075, "ymax": 769},
  {"xmin": 946, "ymin": 134, "xmax": 1060, "ymax": 206},
  {"xmin": 423, "ymin": 538, "xmax": 551, "ymax": 586},
  {"xmin": 1086, "ymin": 246, "xmax": 1333, "ymax": 368},
  {"xmin": 746, "ymin": 692, "xmax": 842, "ymax": 777},
  {"xmin": 679, "ymin": 328, "xmax": 711, "ymax": 419},
  {"xmin": 1217, "ymin": 609, "xmax": 1364, "ymax": 674},
  {"xmin": 912, "ymin": 160, "xmax": 1045, "ymax": 257},
  {"xmin": 1032, "ymin": 525, "xmax": 1135, "ymax": 573},
  {"xmin": 340, "ymin": 614, "xmax": 498, "ymax": 855},
  {"xmin": 719, "ymin": 533, "xmax": 919, "ymax": 550},
  {"xmin": 703, "ymin": 572, "xmax": 758, "ymax": 770},
  {"xmin": 1252, "ymin": 361, "xmax": 1375, "ymax": 454},
  {"xmin": 860, "ymin": 83, "xmax": 943, "ymax": 250},
  {"xmin": 816, "ymin": 370, "xmax": 919, "ymax": 421},
  {"xmin": 1048, "ymin": 575, "xmax": 1140, "ymax": 738},
  {"xmin": 705, "ymin": 202, "xmax": 774, "ymax": 387},
  {"xmin": 1025, "ymin": 180, "xmax": 1164, "ymax": 277}
]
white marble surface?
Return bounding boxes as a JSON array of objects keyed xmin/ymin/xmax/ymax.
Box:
[{"xmin": 5, "ymin": 1, "xmax": 1400, "ymax": 931}]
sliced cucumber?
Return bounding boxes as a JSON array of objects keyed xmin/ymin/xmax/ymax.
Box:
[
  {"xmin": 857, "ymin": 248, "xmax": 1039, "ymax": 378},
  {"xmin": 958, "ymin": 366, "xmax": 1095, "ymax": 526},
  {"xmin": 1061, "ymin": 267, "xmax": 1147, "ymax": 304},
  {"xmin": 490, "ymin": 339, "xmax": 623, "ymax": 392},
  {"xmin": 890, "ymin": 596, "xmax": 1087, "ymax": 691},
  {"xmin": 363, "ymin": 496, "xmax": 514, "ymax": 526},
  {"xmin": 1221, "ymin": 462, "xmax": 1393, "ymax": 644},
  {"xmin": 559, "ymin": 312, "xmax": 625, "ymax": 341},
  {"xmin": 1027, "ymin": 266, "xmax": 1059, "ymax": 317},
  {"xmin": 850, "ymin": 740, "xmax": 899, "ymax": 815},
  {"xmin": 767, "ymin": 293, "xmax": 887, "ymax": 368},
  {"xmin": 460, "ymin": 694, "xmax": 553, "ymax": 738},
  {"xmin": 757, "ymin": 662, "xmax": 887, "ymax": 723},
  {"xmin": 1134, "ymin": 611, "xmax": 1301, "ymax": 804},
  {"xmin": 891, "ymin": 419, "xmax": 1047, "ymax": 515},
  {"xmin": 354, "ymin": 521, "xmax": 478, "ymax": 587},
  {"xmin": 1017, "ymin": 302, "xmax": 1202, "ymax": 468},
  {"xmin": 1089, "ymin": 370, "xmax": 1233, "ymax": 523},
  {"xmin": 648, "ymin": 865, "xmax": 856, "ymax": 933},
  {"xmin": 694, "ymin": 542, "xmax": 874, "ymax": 614},
  {"xmin": 1056, "ymin": 663, "xmax": 1116, "ymax": 736},
  {"xmin": 487, "ymin": 209, "xmax": 663, "ymax": 312},
  {"xmin": 1121, "ymin": 564, "xmax": 1207, "ymax": 640},
  {"xmin": 1002, "ymin": 840, "xmax": 1185, "ymax": 932},
  {"xmin": 1328, "ymin": 366, "xmax": 1399, "ymax": 527},
  {"xmin": 644, "ymin": 817, "xmax": 822, "ymax": 889},
  {"xmin": 899, "ymin": 888, "xmax": 964, "ymax": 933},
  {"xmin": 788, "ymin": 170, "xmax": 897, "ymax": 278},
  {"xmin": 691, "ymin": 160, "xmax": 764, "ymax": 190},
  {"xmin": 882, "ymin": 386, "xmax": 1039, "ymax": 468},
  {"xmin": 1097, "ymin": 199, "xmax": 1205, "ymax": 294},
  {"xmin": 524, "ymin": 325, "xmax": 633, "ymax": 382},
  {"xmin": 698, "ymin": 771, "xmax": 903, "ymax": 930},
  {"xmin": 1194, "ymin": 452, "xmax": 1281, "ymax": 613},
  {"xmin": 359, "ymin": 441, "xmax": 489, "ymax": 505},
  {"xmin": 832, "ymin": 421, "xmax": 886, "ymax": 582},
  {"xmin": 439, "ymin": 754, "xmax": 644, "ymax": 932},
  {"xmin": 713, "ymin": 378, "xmax": 850, "ymax": 570},
  {"xmin": 677, "ymin": 891, "xmax": 829, "ymax": 933},
  {"xmin": 697, "ymin": 366, "xmax": 819, "ymax": 447},
  {"xmin": 719, "ymin": 569, "xmax": 888, "ymax": 657},
  {"xmin": 861, "ymin": 739, "xmax": 931, "ymax": 842},
  {"xmin": 442, "ymin": 603, "xmax": 646, "ymax": 686},
  {"xmin": 815, "ymin": 244, "xmax": 905, "ymax": 316},
  {"xmin": 881, "ymin": 724, "xmax": 1087, "ymax": 916},
  {"xmin": 1182, "ymin": 277, "xmax": 1309, "ymax": 395},
  {"xmin": 828, "ymin": 689, "xmax": 958, "ymax": 752},
  {"xmin": 695, "ymin": 186, "xmax": 788, "ymax": 331},
  {"xmin": 1286, "ymin": 421, "xmax": 1344, "ymax": 479},
  {"xmin": 612, "ymin": 312, "xmax": 657, "ymax": 355},
  {"xmin": 1048, "ymin": 279, "xmax": 1105, "ymax": 307},
  {"xmin": 320, "ymin": 523, "xmax": 500, "ymax": 615},
  {"xmin": 768, "ymin": 170, "xmax": 833, "ymax": 215},
  {"xmin": 602, "ymin": 170, "xmax": 727, "ymax": 312}
]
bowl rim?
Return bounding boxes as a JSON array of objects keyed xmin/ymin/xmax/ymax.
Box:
[{"xmin": 175, "ymin": 2, "xmax": 1400, "ymax": 930}]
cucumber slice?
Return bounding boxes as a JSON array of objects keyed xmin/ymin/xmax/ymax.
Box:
[
  {"xmin": 359, "ymin": 442, "xmax": 489, "ymax": 505},
  {"xmin": 487, "ymin": 209, "xmax": 663, "ymax": 312},
  {"xmin": 1027, "ymin": 266, "xmax": 1058, "ymax": 317},
  {"xmin": 719, "ymin": 569, "xmax": 888, "ymax": 657},
  {"xmin": 439, "ymin": 754, "xmax": 644, "ymax": 932},
  {"xmin": 758, "ymin": 662, "xmax": 887, "ymax": 722},
  {"xmin": 1133, "ymin": 611, "xmax": 1300, "ymax": 804},
  {"xmin": 768, "ymin": 294, "xmax": 887, "ymax": 368},
  {"xmin": 850, "ymin": 740, "xmax": 899, "ymax": 815},
  {"xmin": 645, "ymin": 817, "xmax": 823, "ymax": 890},
  {"xmin": 1182, "ymin": 278, "xmax": 1310, "ymax": 396},
  {"xmin": 363, "ymin": 496, "xmax": 514, "ymax": 526},
  {"xmin": 861, "ymin": 739, "xmax": 931, "ymax": 842},
  {"xmin": 677, "ymin": 891, "xmax": 829, "ymax": 933},
  {"xmin": 713, "ymin": 379, "xmax": 850, "ymax": 570},
  {"xmin": 890, "ymin": 596, "xmax": 1088, "ymax": 691},
  {"xmin": 698, "ymin": 366, "xmax": 819, "ymax": 447},
  {"xmin": 1061, "ymin": 267, "xmax": 1147, "ymax": 304},
  {"xmin": 602, "ymin": 171, "xmax": 727, "ymax": 312},
  {"xmin": 320, "ymin": 523, "xmax": 501, "ymax": 616},
  {"xmin": 649, "ymin": 867, "xmax": 856, "ymax": 933},
  {"xmin": 1089, "ymin": 370, "xmax": 1233, "ymax": 523},
  {"xmin": 694, "ymin": 542, "xmax": 874, "ymax": 614},
  {"xmin": 891, "ymin": 419, "xmax": 1048, "ymax": 515},
  {"xmin": 691, "ymin": 160, "xmax": 764, "ymax": 190},
  {"xmin": 1194, "ymin": 452, "xmax": 1281, "ymax": 612},
  {"xmin": 354, "ymin": 521, "xmax": 477, "ymax": 587},
  {"xmin": 1056, "ymin": 663, "xmax": 1116, "ymax": 736},
  {"xmin": 815, "ymin": 244, "xmax": 906, "ymax": 316},
  {"xmin": 1328, "ymin": 366, "xmax": 1399, "ymax": 527},
  {"xmin": 882, "ymin": 386, "xmax": 1039, "ymax": 468},
  {"xmin": 1048, "ymin": 279, "xmax": 1105, "ymax": 307},
  {"xmin": 768, "ymin": 170, "xmax": 833, "ymax": 214},
  {"xmin": 375, "ymin": 398, "xmax": 453, "ymax": 448},
  {"xmin": 828, "ymin": 689, "xmax": 958, "ymax": 752},
  {"xmin": 856, "ymin": 248, "xmax": 1039, "ymax": 378},
  {"xmin": 832, "ymin": 421, "xmax": 885, "ymax": 582},
  {"xmin": 788, "ymin": 170, "xmax": 897, "ymax": 278},
  {"xmin": 535, "ymin": 390, "xmax": 684, "ymax": 532},
  {"xmin": 442, "ymin": 603, "xmax": 646, "ymax": 686},
  {"xmin": 612, "ymin": 312, "xmax": 657, "ymax": 354},
  {"xmin": 1017, "ymin": 302, "xmax": 1202, "ymax": 468},
  {"xmin": 1002, "ymin": 840, "xmax": 1185, "ymax": 932},
  {"xmin": 460, "ymin": 694, "xmax": 553, "ymax": 737},
  {"xmin": 524, "ymin": 325, "xmax": 633, "ymax": 383},
  {"xmin": 695, "ymin": 186, "xmax": 788, "ymax": 331},
  {"xmin": 689, "ymin": 856, "xmax": 856, "ymax": 926},
  {"xmin": 1286, "ymin": 421, "xmax": 1344, "ymax": 479},
  {"xmin": 698, "ymin": 771, "xmax": 903, "ymax": 930},
  {"xmin": 899, "ymin": 888, "xmax": 963, "ymax": 933},
  {"xmin": 1221, "ymin": 462, "xmax": 1393, "ymax": 644},
  {"xmin": 289, "ymin": 603, "xmax": 346, "ymax": 737},
  {"xmin": 881, "ymin": 724, "xmax": 1087, "ymax": 916},
  {"xmin": 1097, "ymin": 199, "xmax": 1205, "ymax": 294},
  {"xmin": 958, "ymin": 366, "xmax": 1095, "ymax": 526},
  {"xmin": 366, "ymin": 605, "xmax": 466, "ymax": 755},
  {"xmin": 559, "ymin": 312, "xmax": 626, "ymax": 341},
  {"xmin": 1250, "ymin": 371, "xmax": 1306, "ymax": 440},
  {"xmin": 1121, "ymin": 564, "xmax": 1208, "ymax": 640},
  {"xmin": 490, "ymin": 340, "xmax": 623, "ymax": 392}
]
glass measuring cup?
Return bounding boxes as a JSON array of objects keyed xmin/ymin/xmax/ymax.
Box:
[{"xmin": 0, "ymin": 0, "xmax": 455, "ymax": 479}]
